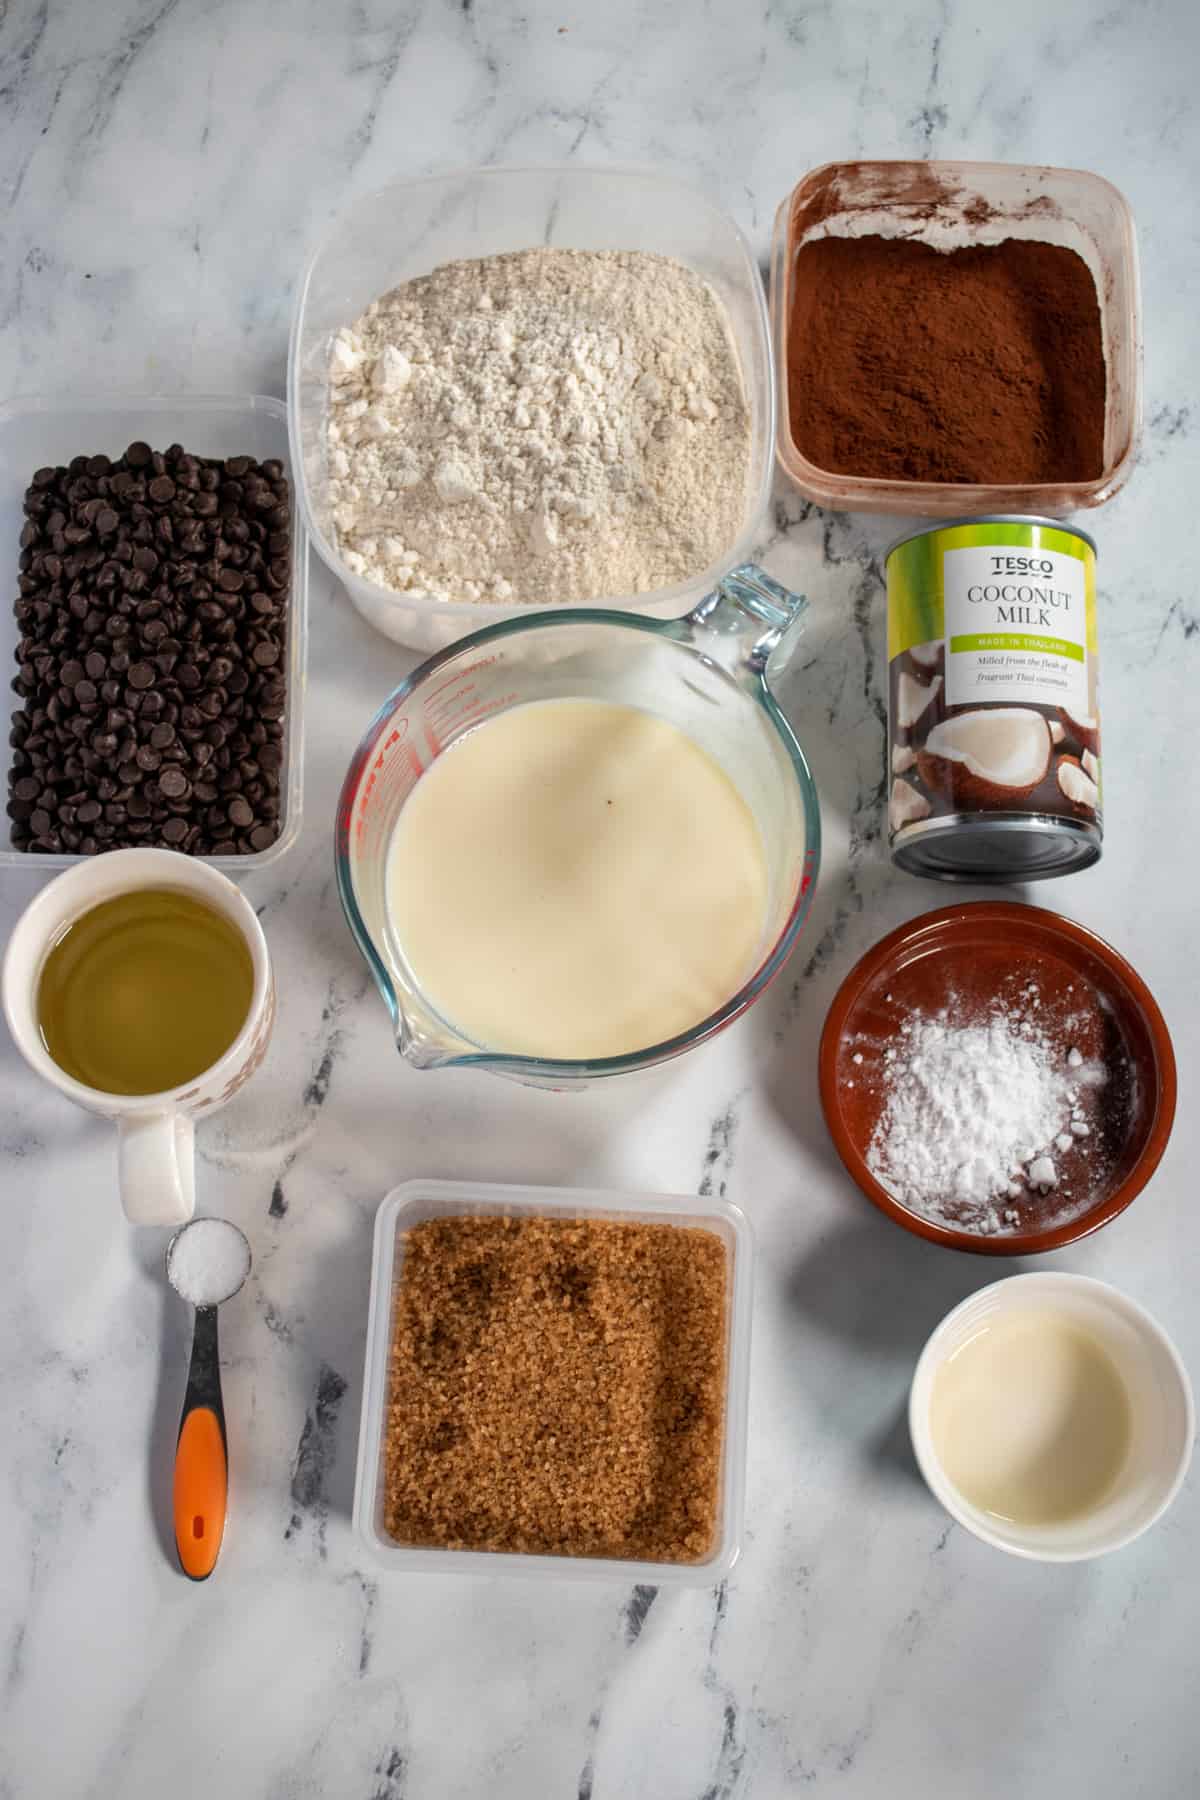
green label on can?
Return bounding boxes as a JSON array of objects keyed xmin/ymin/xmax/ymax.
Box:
[
  {"xmin": 949, "ymin": 632, "xmax": 1085, "ymax": 662},
  {"xmin": 888, "ymin": 521, "xmax": 1097, "ymax": 716},
  {"xmin": 885, "ymin": 521, "xmax": 1102, "ymax": 849}
]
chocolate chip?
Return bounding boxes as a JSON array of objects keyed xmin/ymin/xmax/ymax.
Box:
[
  {"xmin": 158, "ymin": 768, "xmax": 190, "ymax": 800},
  {"xmin": 161, "ymin": 816, "xmax": 188, "ymax": 844}
]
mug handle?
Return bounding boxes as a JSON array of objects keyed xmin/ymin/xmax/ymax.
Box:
[{"xmin": 118, "ymin": 1114, "xmax": 195, "ymax": 1227}]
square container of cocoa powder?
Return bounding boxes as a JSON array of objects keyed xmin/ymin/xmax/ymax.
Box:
[
  {"xmin": 770, "ymin": 161, "xmax": 1141, "ymax": 517},
  {"xmin": 352, "ymin": 1179, "xmax": 754, "ymax": 1584}
]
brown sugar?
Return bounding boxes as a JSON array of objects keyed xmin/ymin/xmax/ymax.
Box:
[
  {"xmin": 786, "ymin": 234, "xmax": 1106, "ymax": 485},
  {"xmin": 382, "ymin": 1214, "xmax": 729, "ymax": 1562}
]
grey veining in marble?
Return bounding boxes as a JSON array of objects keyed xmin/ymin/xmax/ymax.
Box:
[{"xmin": 2, "ymin": 1, "xmax": 1199, "ymax": 1796}]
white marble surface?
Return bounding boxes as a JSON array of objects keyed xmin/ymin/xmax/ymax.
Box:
[{"xmin": 2, "ymin": 2, "xmax": 1199, "ymax": 1796}]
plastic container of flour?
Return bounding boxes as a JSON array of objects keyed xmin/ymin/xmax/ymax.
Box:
[
  {"xmin": 353, "ymin": 1179, "xmax": 755, "ymax": 1584},
  {"xmin": 288, "ymin": 164, "xmax": 774, "ymax": 651}
]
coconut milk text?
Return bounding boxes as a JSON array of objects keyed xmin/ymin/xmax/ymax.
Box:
[{"xmin": 885, "ymin": 517, "xmax": 1102, "ymax": 883}]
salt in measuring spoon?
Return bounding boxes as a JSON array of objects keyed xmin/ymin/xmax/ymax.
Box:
[{"xmin": 165, "ymin": 1217, "xmax": 251, "ymax": 1580}]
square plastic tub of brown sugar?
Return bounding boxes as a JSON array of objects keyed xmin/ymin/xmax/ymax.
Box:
[
  {"xmin": 352, "ymin": 1179, "xmax": 754, "ymax": 1583},
  {"xmin": 770, "ymin": 160, "xmax": 1142, "ymax": 518}
]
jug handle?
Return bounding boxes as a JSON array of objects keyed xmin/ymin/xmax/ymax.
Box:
[{"xmin": 683, "ymin": 563, "xmax": 809, "ymax": 679}]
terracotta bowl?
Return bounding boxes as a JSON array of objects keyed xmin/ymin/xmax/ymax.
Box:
[{"xmin": 818, "ymin": 903, "xmax": 1176, "ymax": 1256}]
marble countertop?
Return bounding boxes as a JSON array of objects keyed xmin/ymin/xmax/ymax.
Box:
[{"xmin": 2, "ymin": 2, "xmax": 1198, "ymax": 1795}]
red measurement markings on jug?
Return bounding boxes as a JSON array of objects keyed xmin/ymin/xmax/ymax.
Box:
[
  {"xmin": 422, "ymin": 656, "xmax": 510, "ymax": 756},
  {"xmin": 426, "ymin": 686, "xmax": 521, "ymax": 756},
  {"xmin": 353, "ymin": 717, "xmax": 424, "ymax": 848}
]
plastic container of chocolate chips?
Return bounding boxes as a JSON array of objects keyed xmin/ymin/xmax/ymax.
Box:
[{"xmin": 0, "ymin": 393, "xmax": 308, "ymax": 874}]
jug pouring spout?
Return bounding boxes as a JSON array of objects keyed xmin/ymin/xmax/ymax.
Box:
[
  {"xmin": 684, "ymin": 563, "xmax": 810, "ymax": 680},
  {"xmin": 393, "ymin": 1006, "xmax": 471, "ymax": 1072}
]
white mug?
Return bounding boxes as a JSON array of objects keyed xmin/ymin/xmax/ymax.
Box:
[{"xmin": 3, "ymin": 848, "xmax": 274, "ymax": 1226}]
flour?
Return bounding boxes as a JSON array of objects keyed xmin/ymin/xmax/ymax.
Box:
[
  {"xmin": 865, "ymin": 996, "xmax": 1106, "ymax": 1235},
  {"xmin": 326, "ymin": 248, "xmax": 751, "ymax": 605}
]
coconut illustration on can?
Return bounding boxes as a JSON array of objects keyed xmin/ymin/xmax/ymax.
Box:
[{"xmin": 885, "ymin": 517, "xmax": 1101, "ymax": 881}]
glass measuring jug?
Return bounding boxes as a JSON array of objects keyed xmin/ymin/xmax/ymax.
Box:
[{"xmin": 335, "ymin": 565, "xmax": 821, "ymax": 1086}]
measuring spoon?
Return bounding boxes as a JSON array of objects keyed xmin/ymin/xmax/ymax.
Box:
[{"xmin": 165, "ymin": 1218, "xmax": 252, "ymax": 1581}]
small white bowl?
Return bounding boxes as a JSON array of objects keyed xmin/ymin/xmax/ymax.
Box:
[{"xmin": 909, "ymin": 1272, "xmax": 1193, "ymax": 1561}]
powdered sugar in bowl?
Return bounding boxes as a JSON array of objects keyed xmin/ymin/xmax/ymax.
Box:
[{"xmin": 819, "ymin": 903, "xmax": 1176, "ymax": 1255}]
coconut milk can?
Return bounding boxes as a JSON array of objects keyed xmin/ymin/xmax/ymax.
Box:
[{"xmin": 885, "ymin": 517, "xmax": 1102, "ymax": 881}]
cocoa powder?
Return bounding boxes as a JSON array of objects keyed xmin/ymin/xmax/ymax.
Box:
[{"xmin": 786, "ymin": 236, "xmax": 1106, "ymax": 484}]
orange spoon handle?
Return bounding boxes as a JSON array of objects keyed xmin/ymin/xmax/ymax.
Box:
[{"xmin": 173, "ymin": 1306, "xmax": 228, "ymax": 1580}]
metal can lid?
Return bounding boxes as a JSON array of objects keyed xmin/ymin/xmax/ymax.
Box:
[
  {"xmin": 885, "ymin": 515, "xmax": 1098, "ymax": 564},
  {"xmin": 891, "ymin": 811, "xmax": 1102, "ymax": 883}
]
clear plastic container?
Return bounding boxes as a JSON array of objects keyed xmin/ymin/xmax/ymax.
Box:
[
  {"xmin": 770, "ymin": 160, "xmax": 1142, "ymax": 518},
  {"xmin": 353, "ymin": 1179, "xmax": 754, "ymax": 1584},
  {"xmin": 288, "ymin": 163, "xmax": 774, "ymax": 653},
  {"xmin": 0, "ymin": 394, "xmax": 307, "ymax": 873}
]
